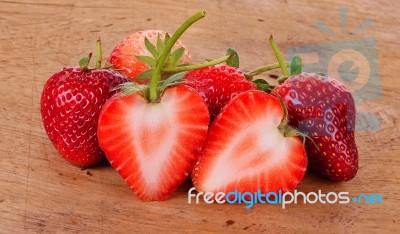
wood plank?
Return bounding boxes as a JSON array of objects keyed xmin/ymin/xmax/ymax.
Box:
[{"xmin": 0, "ymin": 0, "xmax": 399, "ymax": 232}]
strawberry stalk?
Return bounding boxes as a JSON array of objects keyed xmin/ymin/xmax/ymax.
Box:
[
  {"xmin": 268, "ymin": 35, "xmax": 303, "ymax": 84},
  {"xmin": 96, "ymin": 39, "xmax": 102, "ymax": 69},
  {"xmin": 163, "ymin": 54, "xmax": 232, "ymax": 73},
  {"xmin": 149, "ymin": 11, "xmax": 206, "ymax": 102},
  {"xmin": 245, "ymin": 62, "xmax": 290, "ymax": 80},
  {"xmin": 269, "ymin": 35, "xmax": 289, "ymax": 78}
]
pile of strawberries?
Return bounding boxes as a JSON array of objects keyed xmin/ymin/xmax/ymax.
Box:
[{"xmin": 40, "ymin": 11, "xmax": 358, "ymax": 201}]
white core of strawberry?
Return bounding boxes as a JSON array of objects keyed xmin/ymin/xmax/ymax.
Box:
[{"xmin": 127, "ymin": 103, "xmax": 178, "ymax": 188}]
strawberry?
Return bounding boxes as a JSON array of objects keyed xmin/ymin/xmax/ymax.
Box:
[
  {"xmin": 184, "ymin": 64, "xmax": 256, "ymax": 121},
  {"xmin": 192, "ymin": 91, "xmax": 307, "ymax": 195},
  {"xmin": 268, "ymin": 36, "xmax": 358, "ymax": 181},
  {"xmin": 98, "ymin": 11, "xmax": 209, "ymax": 201},
  {"xmin": 40, "ymin": 40, "xmax": 129, "ymax": 167},
  {"xmin": 273, "ymin": 73, "xmax": 358, "ymax": 181},
  {"xmin": 108, "ymin": 30, "xmax": 191, "ymax": 81},
  {"xmin": 97, "ymin": 85, "xmax": 209, "ymax": 200}
]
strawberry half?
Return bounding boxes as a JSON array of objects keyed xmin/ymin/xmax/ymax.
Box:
[
  {"xmin": 192, "ymin": 91, "xmax": 307, "ymax": 195},
  {"xmin": 109, "ymin": 30, "xmax": 191, "ymax": 81},
  {"xmin": 97, "ymin": 85, "xmax": 209, "ymax": 200}
]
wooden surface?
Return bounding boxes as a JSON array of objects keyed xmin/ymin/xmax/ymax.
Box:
[{"xmin": 1, "ymin": 0, "xmax": 399, "ymax": 233}]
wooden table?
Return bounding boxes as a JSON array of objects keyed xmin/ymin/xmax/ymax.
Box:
[{"xmin": 1, "ymin": 0, "xmax": 399, "ymax": 233}]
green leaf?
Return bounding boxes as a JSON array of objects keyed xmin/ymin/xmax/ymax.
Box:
[
  {"xmin": 112, "ymin": 82, "xmax": 146, "ymax": 96},
  {"xmin": 144, "ymin": 37, "xmax": 158, "ymax": 58},
  {"xmin": 226, "ymin": 48, "xmax": 239, "ymax": 68},
  {"xmin": 156, "ymin": 33, "xmax": 164, "ymax": 55},
  {"xmin": 159, "ymin": 71, "xmax": 188, "ymax": 90},
  {"xmin": 164, "ymin": 33, "xmax": 171, "ymax": 44},
  {"xmin": 169, "ymin": 47, "xmax": 185, "ymax": 67},
  {"xmin": 290, "ymin": 54, "xmax": 303, "ymax": 76},
  {"xmin": 136, "ymin": 55, "xmax": 156, "ymax": 67},
  {"xmin": 136, "ymin": 69, "xmax": 154, "ymax": 81},
  {"xmin": 79, "ymin": 53, "xmax": 92, "ymax": 70},
  {"xmin": 253, "ymin": 79, "xmax": 273, "ymax": 93}
]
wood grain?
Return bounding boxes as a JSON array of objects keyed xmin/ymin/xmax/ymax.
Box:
[{"xmin": 0, "ymin": 0, "xmax": 399, "ymax": 233}]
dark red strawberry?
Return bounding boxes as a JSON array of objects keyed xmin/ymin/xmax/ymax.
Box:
[
  {"xmin": 109, "ymin": 30, "xmax": 191, "ymax": 81},
  {"xmin": 273, "ymin": 73, "xmax": 358, "ymax": 181},
  {"xmin": 192, "ymin": 91, "xmax": 307, "ymax": 195},
  {"xmin": 268, "ymin": 36, "xmax": 358, "ymax": 181},
  {"xmin": 41, "ymin": 40, "xmax": 129, "ymax": 167},
  {"xmin": 98, "ymin": 11, "xmax": 210, "ymax": 201},
  {"xmin": 184, "ymin": 64, "xmax": 256, "ymax": 121}
]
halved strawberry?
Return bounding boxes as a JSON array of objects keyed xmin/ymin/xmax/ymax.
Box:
[
  {"xmin": 192, "ymin": 91, "xmax": 307, "ymax": 195},
  {"xmin": 97, "ymin": 85, "xmax": 209, "ymax": 200}
]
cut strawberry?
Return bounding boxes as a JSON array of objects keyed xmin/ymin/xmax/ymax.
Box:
[
  {"xmin": 192, "ymin": 91, "xmax": 307, "ymax": 195},
  {"xmin": 98, "ymin": 85, "xmax": 209, "ymax": 200}
]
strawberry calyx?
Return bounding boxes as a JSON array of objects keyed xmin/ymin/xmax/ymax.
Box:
[{"xmin": 135, "ymin": 33, "xmax": 183, "ymax": 71}]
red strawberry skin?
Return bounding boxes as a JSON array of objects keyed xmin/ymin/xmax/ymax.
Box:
[
  {"xmin": 192, "ymin": 91, "xmax": 307, "ymax": 195},
  {"xmin": 108, "ymin": 30, "xmax": 191, "ymax": 80},
  {"xmin": 97, "ymin": 85, "xmax": 209, "ymax": 201},
  {"xmin": 273, "ymin": 72, "xmax": 358, "ymax": 181},
  {"xmin": 40, "ymin": 67, "xmax": 129, "ymax": 167},
  {"xmin": 184, "ymin": 64, "xmax": 256, "ymax": 121}
]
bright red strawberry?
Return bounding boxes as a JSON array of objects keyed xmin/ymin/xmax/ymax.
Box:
[
  {"xmin": 97, "ymin": 85, "xmax": 209, "ymax": 200},
  {"xmin": 184, "ymin": 64, "xmax": 256, "ymax": 121},
  {"xmin": 109, "ymin": 30, "xmax": 191, "ymax": 81},
  {"xmin": 192, "ymin": 91, "xmax": 307, "ymax": 196},
  {"xmin": 273, "ymin": 72, "xmax": 358, "ymax": 181},
  {"xmin": 41, "ymin": 67, "xmax": 129, "ymax": 167}
]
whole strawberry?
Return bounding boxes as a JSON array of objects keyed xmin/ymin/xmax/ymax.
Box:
[
  {"xmin": 268, "ymin": 36, "xmax": 358, "ymax": 181},
  {"xmin": 184, "ymin": 64, "xmax": 256, "ymax": 121},
  {"xmin": 41, "ymin": 41, "xmax": 129, "ymax": 167},
  {"xmin": 273, "ymin": 73, "xmax": 358, "ymax": 181},
  {"xmin": 109, "ymin": 30, "xmax": 191, "ymax": 81}
]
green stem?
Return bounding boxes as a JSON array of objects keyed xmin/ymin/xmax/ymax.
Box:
[
  {"xmin": 163, "ymin": 54, "xmax": 231, "ymax": 73},
  {"xmin": 245, "ymin": 62, "xmax": 290, "ymax": 80},
  {"xmin": 149, "ymin": 11, "xmax": 206, "ymax": 101},
  {"xmin": 269, "ymin": 35, "xmax": 289, "ymax": 77},
  {"xmin": 96, "ymin": 39, "xmax": 102, "ymax": 69}
]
